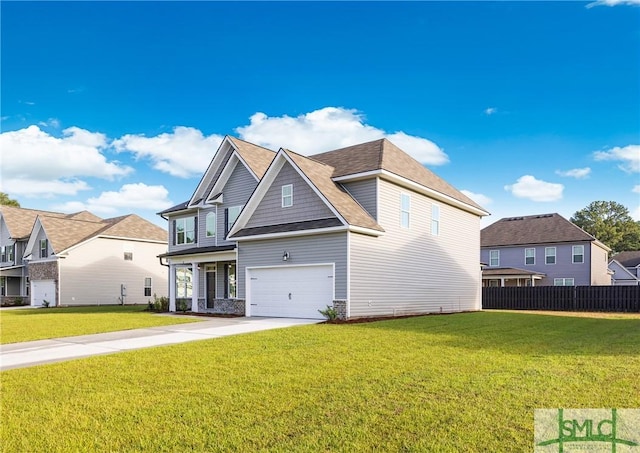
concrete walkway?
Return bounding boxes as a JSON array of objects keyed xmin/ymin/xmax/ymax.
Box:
[{"xmin": 0, "ymin": 316, "xmax": 320, "ymax": 371}]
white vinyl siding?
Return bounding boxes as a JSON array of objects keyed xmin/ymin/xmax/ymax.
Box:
[
  {"xmin": 572, "ymin": 245, "xmax": 584, "ymax": 264},
  {"xmin": 489, "ymin": 250, "xmax": 500, "ymax": 267},
  {"xmin": 545, "ymin": 247, "xmax": 556, "ymax": 265},
  {"xmin": 281, "ymin": 184, "xmax": 293, "ymax": 208},
  {"xmin": 57, "ymin": 237, "xmax": 168, "ymax": 305},
  {"xmin": 349, "ymin": 179, "xmax": 482, "ymax": 318},
  {"xmin": 525, "ymin": 248, "xmax": 535, "ymax": 265},
  {"xmin": 400, "ymin": 193, "xmax": 411, "ymax": 228}
]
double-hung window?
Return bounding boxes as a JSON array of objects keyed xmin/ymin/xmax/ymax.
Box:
[
  {"xmin": 226, "ymin": 206, "xmax": 242, "ymax": 235},
  {"xmin": 226, "ymin": 263, "xmax": 237, "ymax": 298},
  {"xmin": 400, "ymin": 193, "xmax": 411, "ymax": 228},
  {"xmin": 7, "ymin": 244, "xmax": 14, "ymax": 263},
  {"xmin": 431, "ymin": 204, "xmax": 440, "ymax": 236},
  {"xmin": 40, "ymin": 239, "xmax": 48, "ymax": 258},
  {"xmin": 175, "ymin": 267, "xmax": 192, "ymax": 298},
  {"xmin": 572, "ymin": 245, "xmax": 584, "ymax": 264},
  {"xmin": 206, "ymin": 212, "xmax": 216, "ymax": 238},
  {"xmin": 0, "ymin": 246, "xmax": 5, "ymax": 262},
  {"xmin": 489, "ymin": 250, "xmax": 500, "ymax": 267},
  {"xmin": 525, "ymin": 248, "xmax": 535, "ymax": 265},
  {"xmin": 175, "ymin": 217, "xmax": 196, "ymax": 245},
  {"xmin": 282, "ymin": 184, "xmax": 293, "ymax": 208},
  {"xmin": 144, "ymin": 278, "xmax": 152, "ymax": 297},
  {"xmin": 554, "ymin": 278, "xmax": 574, "ymax": 286},
  {"xmin": 545, "ymin": 247, "xmax": 556, "ymax": 265}
]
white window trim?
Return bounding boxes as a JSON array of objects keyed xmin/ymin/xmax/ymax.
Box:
[
  {"xmin": 176, "ymin": 217, "xmax": 196, "ymax": 245},
  {"xmin": 206, "ymin": 212, "xmax": 216, "ymax": 238},
  {"xmin": 572, "ymin": 245, "xmax": 584, "ymax": 264},
  {"xmin": 39, "ymin": 239, "xmax": 48, "ymax": 258},
  {"xmin": 282, "ymin": 184, "xmax": 293, "ymax": 208},
  {"xmin": 431, "ymin": 204, "xmax": 440, "ymax": 236},
  {"xmin": 400, "ymin": 193, "xmax": 411, "ymax": 228},
  {"xmin": 525, "ymin": 248, "xmax": 535, "ymax": 266},
  {"xmin": 545, "ymin": 247, "xmax": 556, "ymax": 265},
  {"xmin": 489, "ymin": 250, "xmax": 500, "ymax": 267},
  {"xmin": 144, "ymin": 277, "xmax": 152, "ymax": 297},
  {"xmin": 227, "ymin": 206, "xmax": 242, "ymax": 233},
  {"xmin": 554, "ymin": 278, "xmax": 575, "ymax": 286}
]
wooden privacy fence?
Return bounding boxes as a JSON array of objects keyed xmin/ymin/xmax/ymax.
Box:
[{"xmin": 482, "ymin": 286, "xmax": 640, "ymax": 312}]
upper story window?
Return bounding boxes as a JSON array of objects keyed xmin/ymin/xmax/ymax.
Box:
[
  {"xmin": 554, "ymin": 278, "xmax": 574, "ymax": 286},
  {"xmin": 572, "ymin": 245, "xmax": 584, "ymax": 264},
  {"xmin": 7, "ymin": 244, "xmax": 14, "ymax": 263},
  {"xmin": 525, "ymin": 248, "xmax": 535, "ymax": 265},
  {"xmin": 489, "ymin": 250, "xmax": 500, "ymax": 267},
  {"xmin": 282, "ymin": 184, "xmax": 293, "ymax": 208},
  {"xmin": 226, "ymin": 206, "xmax": 242, "ymax": 235},
  {"xmin": 400, "ymin": 193, "xmax": 411, "ymax": 228},
  {"xmin": 0, "ymin": 246, "xmax": 5, "ymax": 262},
  {"xmin": 206, "ymin": 212, "xmax": 216, "ymax": 238},
  {"xmin": 39, "ymin": 239, "xmax": 49, "ymax": 258},
  {"xmin": 545, "ymin": 247, "xmax": 556, "ymax": 265},
  {"xmin": 431, "ymin": 204, "xmax": 440, "ymax": 236},
  {"xmin": 175, "ymin": 217, "xmax": 196, "ymax": 245}
]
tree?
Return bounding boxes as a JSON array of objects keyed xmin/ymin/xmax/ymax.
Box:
[
  {"xmin": 0, "ymin": 192, "xmax": 20, "ymax": 207},
  {"xmin": 571, "ymin": 201, "xmax": 640, "ymax": 253}
]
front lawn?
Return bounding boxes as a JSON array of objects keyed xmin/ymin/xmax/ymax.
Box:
[
  {"xmin": 0, "ymin": 305, "xmax": 200, "ymax": 344},
  {"xmin": 1, "ymin": 311, "xmax": 639, "ymax": 452}
]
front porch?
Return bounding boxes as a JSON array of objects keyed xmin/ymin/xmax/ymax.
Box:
[
  {"xmin": 482, "ymin": 267, "xmax": 545, "ymax": 287},
  {"xmin": 165, "ymin": 245, "xmax": 244, "ymax": 315}
]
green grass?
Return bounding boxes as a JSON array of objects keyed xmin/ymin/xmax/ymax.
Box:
[
  {"xmin": 0, "ymin": 305, "xmax": 200, "ymax": 344},
  {"xmin": 1, "ymin": 311, "xmax": 639, "ymax": 452}
]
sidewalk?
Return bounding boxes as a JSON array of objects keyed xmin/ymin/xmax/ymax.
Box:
[{"xmin": 0, "ymin": 317, "xmax": 320, "ymax": 371}]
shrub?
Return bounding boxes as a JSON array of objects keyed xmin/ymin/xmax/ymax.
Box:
[
  {"xmin": 42, "ymin": 300, "xmax": 50, "ymax": 308},
  {"xmin": 176, "ymin": 299, "xmax": 188, "ymax": 313},
  {"xmin": 318, "ymin": 305, "xmax": 338, "ymax": 322}
]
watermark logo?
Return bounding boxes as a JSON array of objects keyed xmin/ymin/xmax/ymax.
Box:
[{"xmin": 535, "ymin": 409, "xmax": 640, "ymax": 452}]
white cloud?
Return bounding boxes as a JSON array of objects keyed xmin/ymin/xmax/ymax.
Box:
[
  {"xmin": 632, "ymin": 205, "xmax": 640, "ymax": 221},
  {"xmin": 460, "ymin": 190, "xmax": 492, "ymax": 206},
  {"xmin": 586, "ymin": 0, "xmax": 640, "ymax": 8},
  {"xmin": 504, "ymin": 175, "xmax": 564, "ymax": 202},
  {"xmin": 484, "ymin": 107, "xmax": 497, "ymax": 116},
  {"xmin": 113, "ymin": 127, "xmax": 223, "ymax": 178},
  {"xmin": 555, "ymin": 167, "xmax": 591, "ymax": 179},
  {"xmin": 38, "ymin": 118, "xmax": 61, "ymax": 129},
  {"xmin": 52, "ymin": 183, "xmax": 173, "ymax": 215},
  {"xmin": 236, "ymin": 107, "xmax": 449, "ymax": 165},
  {"xmin": 0, "ymin": 125, "xmax": 132, "ymax": 197},
  {"xmin": 594, "ymin": 145, "xmax": 640, "ymax": 173},
  {"xmin": 633, "ymin": 185, "xmax": 640, "ymax": 194}
]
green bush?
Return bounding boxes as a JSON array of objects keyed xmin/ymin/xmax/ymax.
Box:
[
  {"xmin": 318, "ymin": 305, "xmax": 338, "ymax": 321},
  {"xmin": 176, "ymin": 299, "xmax": 188, "ymax": 313}
]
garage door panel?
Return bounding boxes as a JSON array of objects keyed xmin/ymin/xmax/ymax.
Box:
[
  {"xmin": 249, "ymin": 265, "xmax": 333, "ymax": 319},
  {"xmin": 31, "ymin": 280, "xmax": 55, "ymax": 307}
]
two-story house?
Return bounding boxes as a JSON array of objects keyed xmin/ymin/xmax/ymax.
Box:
[
  {"xmin": 609, "ymin": 251, "xmax": 640, "ymax": 286},
  {"xmin": 1, "ymin": 205, "xmax": 169, "ymax": 306},
  {"xmin": 160, "ymin": 136, "xmax": 489, "ymax": 320},
  {"xmin": 480, "ymin": 213, "xmax": 611, "ymax": 287}
]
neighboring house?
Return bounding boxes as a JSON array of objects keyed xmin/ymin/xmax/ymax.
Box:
[
  {"xmin": 609, "ymin": 251, "xmax": 640, "ymax": 286},
  {"xmin": 160, "ymin": 136, "xmax": 489, "ymax": 320},
  {"xmin": 480, "ymin": 213, "xmax": 612, "ymax": 287},
  {"xmin": 0, "ymin": 205, "xmax": 169, "ymax": 307}
]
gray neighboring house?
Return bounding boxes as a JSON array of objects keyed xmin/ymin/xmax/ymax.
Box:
[
  {"xmin": 609, "ymin": 251, "xmax": 640, "ymax": 286},
  {"xmin": 160, "ymin": 136, "xmax": 489, "ymax": 320},
  {"xmin": 480, "ymin": 213, "xmax": 612, "ymax": 287}
]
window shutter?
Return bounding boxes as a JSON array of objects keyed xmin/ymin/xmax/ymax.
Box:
[
  {"xmin": 193, "ymin": 216, "xmax": 198, "ymax": 243},
  {"xmin": 224, "ymin": 209, "xmax": 229, "ymax": 236},
  {"xmin": 172, "ymin": 220, "xmax": 176, "ymax": 245},
  {"xmin": 224, "ymin": 264, "xmax": 229, "ymax": 298}
]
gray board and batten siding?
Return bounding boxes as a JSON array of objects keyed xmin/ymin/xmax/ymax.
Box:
[{"xmin": 244, "ymin": 161, "xmax": 336, "ymax": 229}]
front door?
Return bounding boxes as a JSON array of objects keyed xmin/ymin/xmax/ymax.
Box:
[{"xmin": 206, "ymin": 271, "xmax": 216, "ymax": 308}]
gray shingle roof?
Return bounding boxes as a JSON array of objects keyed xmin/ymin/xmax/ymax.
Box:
[
  {"xmin": 481, "ymin": 213, "xmax": 599, "ymax": 247},
  {"xmin": 311, "ymin": 138, "xmax": 484, "ymax": 212},
  {"xmin": 612, "ymin": 251, "xmax": 640, "ymax": 267}
]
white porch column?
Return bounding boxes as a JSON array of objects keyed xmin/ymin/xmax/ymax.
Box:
[
  {"xmin": 168, "ymin": 264, "xmax": 176, "ymax": 312},
  {"xmin": 531, "ymin": 277, "xmax": 535, "ymax": 287},
  {"xmin": 191, "ymin": 262, "xmax": 199, "ymax": 313},
  {"xmin": 500, "ymin": 277, "xmax": 505, "ymax": 287}
]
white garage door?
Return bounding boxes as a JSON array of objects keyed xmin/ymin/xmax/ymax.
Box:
[
  {"xmin": 248, "ymin": 265, "xmax": 334, "ymax": 319},
  {"xmin": 31, "ymin": 280, "xmax": 55, "ymax": 307}
]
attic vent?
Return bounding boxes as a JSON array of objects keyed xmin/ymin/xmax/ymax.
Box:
[
  {"xmin": 505, "ymin": 217, "xmax": 524, "ymax": 221},
  {"xmin": 535, "ymin": 214, "xmax": 553, "ymax": 219}
]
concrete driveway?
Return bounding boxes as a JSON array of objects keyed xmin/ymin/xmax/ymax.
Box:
[{"xmin": 0, "ymin": 316, "xmax": 320, "ymax": 371}]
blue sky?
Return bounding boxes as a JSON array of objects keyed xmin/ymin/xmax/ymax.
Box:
[{"xmin": 2, "ymin": 1, "xmax": 639, "ymax": 228}]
